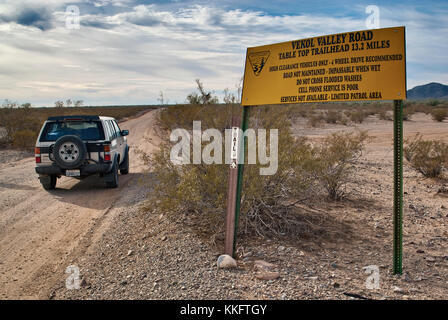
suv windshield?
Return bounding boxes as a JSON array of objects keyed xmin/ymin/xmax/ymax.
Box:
[{"xmin": 40, "ymin": 121, "xmax": 104, "ymax": 142}]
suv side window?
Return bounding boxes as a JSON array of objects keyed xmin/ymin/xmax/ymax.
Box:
[
  {"xmin": 104, "ymin": 120, "xmax": 114, "ymax": 140},
  {"xmin": 107, "ymin": 120, "xmax": 116, "ymax": 140},
  {"xmin": 112, "ymin": 120, "xmax": 121, "ymax": 137},
  {"xmin": 102, "ymin": 120, "xmax": 111, "ymax": 140}
]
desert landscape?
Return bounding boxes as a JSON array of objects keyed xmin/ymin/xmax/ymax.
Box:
[
  {"xmin": 0, "ymin": 105, "xmax": 446, "ymax": 300},
  {"xmin": 0, "ymin": 0, "xmax": 447, "ymax": 306}
]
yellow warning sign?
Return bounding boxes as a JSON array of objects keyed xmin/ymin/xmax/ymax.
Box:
[{"xmin": 241, "ymin": 26, "xmax": 406, "ymax": 106}]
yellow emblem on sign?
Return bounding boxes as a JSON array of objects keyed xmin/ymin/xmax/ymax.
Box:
[{"xmin": 248, "ymin": 51, "xmax": 270, "ymax": 76}]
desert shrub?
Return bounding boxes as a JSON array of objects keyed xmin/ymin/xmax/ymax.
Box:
[
  {"xmin": 0, "ymin": 102, "xmax": 41, "ymax": 146},
  {"xmin": 308, "ymin": 131, "xmax": 368, "ymax": 200},
  {"xmin": 143, "ymin": 82, "xmax": 371, "ymax": 238},
  {"xmin": 429, "ymin": 99, "xmax": 440, "ymax": 107},
  {"xmin": 12, "ymin": 129, "xmax": 37, "ymax": 148},
  {"xmin": 0, "ymin": 127, "xmax": 7, "ymax": 146},
  {"xmin": 378, "ymin": 110, "xmax": 392, "ymax": 121},
  {"xmin": 349, "ymin": 110, "xmax": 368, "ymax": 123},
  {"xmin": 297, "ymin": 107, "xmax": 309, "ymax": 118},
  {"xmin": 431, "ymin": 108, "xmax": 447, "ymax": 122},
  {"xmin": 142, "ymin": 81, "xmax": 328, "ymax": 238},
  {"xmin": 404, "ymin": 135, "xmax": 448, "ymax": 178},
  {"xmin": 343, "ymin": 110, "xmax": 351, "ymax": 118},
  {"xmin": 363, "ymin": 107, "xmax": 377, "ymax": 117},
  {"xmin": 402, "ymin": 107, "xmax": 414, "ymax": 121},
  {"xmin": 325, "ymin": 110, "xmax": 342, "ymax": 124},
  {"xmin": 307, "ymin": 112, "xmax": 324, "ymax": 127},
  {"xmin": 145, "ymin": 103, "xmax": 318, "ymax": 237},
  {"xmin": 407, "ymin": 103, "xmax": 431, "ymax": 115}
]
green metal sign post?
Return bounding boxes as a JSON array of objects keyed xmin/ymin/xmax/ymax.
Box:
[
  {"xmin": 230, "ymin": 28, "xmax": 407, "ymax": 272},
  {"xmin": 231, "ymin": 101, "xmax": 405, "ymax": 275},
  {"xmin": 393, "ymin": 100, "xmax": 404, "ymax": 275},
  {"xmin": 233, "ymin": 105, "xmax": 250, "ymax": 255}
]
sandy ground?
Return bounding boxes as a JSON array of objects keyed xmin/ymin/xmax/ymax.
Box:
[
  {"xmin": 0, "ymin": 110, "xmax": 446, "ymax": 300},
  {"xmin": 292, "ymin": 112, "xmax": 448, "ymax": 160},
  {"xmin": 0, "ymin": 109, "xmax": 160, "ymax": 299},
  {"xmin": 49, "ymin": 111, "xmax": 446, "ymax": 301}
]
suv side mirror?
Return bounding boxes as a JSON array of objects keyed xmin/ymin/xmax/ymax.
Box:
[{"xmin": 121, "ymin": 130, "xmax": 129, "ymax": 136}]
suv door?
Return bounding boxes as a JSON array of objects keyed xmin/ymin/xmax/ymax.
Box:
[{"xmin": 112, "ymin": 120, "xmax": 126, "ymax": 160}]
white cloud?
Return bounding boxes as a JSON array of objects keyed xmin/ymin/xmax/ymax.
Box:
[{"xmin": 0, "ymin": 2, "xmax": 446, "ymax": 106}]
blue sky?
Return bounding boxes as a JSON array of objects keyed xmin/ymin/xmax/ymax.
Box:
[{"xmin": 0, "ymin": 0, "xmax": 447, "ymax": 106}]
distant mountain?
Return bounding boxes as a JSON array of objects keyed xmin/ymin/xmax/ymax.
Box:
[{"xmin": 407, "ymin": 82, "xmax": 448, "ymax": 100}]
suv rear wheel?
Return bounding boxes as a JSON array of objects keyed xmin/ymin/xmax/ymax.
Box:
[
  {"xmin": 105, "ymin": 161, "xmax": 118, "ymax": 188},
  {"xmin": 120, "ymin": 148, "xmax": 129, "ymax": 175},
  {"xmin": 40, "ymin": 175, "xmax": 57, "ymax": 190}
]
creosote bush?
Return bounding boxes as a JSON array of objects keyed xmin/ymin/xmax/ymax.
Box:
[
  {"xmin": 307, "ymin": 112, "xmax": 324, "ymax": 127},
  {"xmin": 143, "ymin": 81, "xmax": 369, "ymax": 239},
  {"xmin": 307, "ymin": 131, "xmax": 368, "ymax": 200},
  {"xmin": 349, "ymin": 110, "xmax": 368, "ymax": 123},
  {"xmin": 404, "ymin": 134, "xmax": 448, "ymax": 178},
  {"xmin": 431, "ymin": 108, "xmax": 447, "ymax": 122},
  {"xmin": 12, "ymin": 129, "xmax": 37, "ymax": 148},
  {"xmin": 402, "ymin": 107, "xmax": 414, "ymax": 121},
  {"xmin": 378, "ymin": 110, "xmax": 392, "ymax": 121},
  {"xmin": 146, "ymin": 102, "xmax": 316, "ymax": 237},
  {"xmin": 324, "ymin": 110, "xmax": 349, "ymax": 125}
]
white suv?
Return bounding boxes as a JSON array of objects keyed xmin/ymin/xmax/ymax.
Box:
[{"xmin": 35, "ymin": 115, "xmax": 129, "ymax": 189}]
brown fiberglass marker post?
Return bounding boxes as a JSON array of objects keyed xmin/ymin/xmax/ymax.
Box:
[{"xmin": 224, "ymin": 116, "xmax": 241, "ymax": 256}]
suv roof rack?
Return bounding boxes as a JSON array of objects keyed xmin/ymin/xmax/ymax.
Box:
[{"xmin": 47, "ymin": 115, "xmax": 100, "ymax": 121}]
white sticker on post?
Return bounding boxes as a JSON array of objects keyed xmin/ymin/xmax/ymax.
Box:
[{"xmin": 231, "ymin": 127, "xmax": 239, "ymax": 160}]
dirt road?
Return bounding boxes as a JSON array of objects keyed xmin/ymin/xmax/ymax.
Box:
[{"xmin": 0, "ymin": 109, "xmax": 160, "ymax": 299}]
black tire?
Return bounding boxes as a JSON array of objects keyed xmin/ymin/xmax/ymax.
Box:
[
  {"xmin": 53, "ymin": 135, "xmax": 87, "ymax": 169},
  {"xmin": 40, "ymin": 175, "xmax": 57, "ymax": 190},
  {"xmin": 119, "ymin": 149, "xmax": 129, "ymax": 175},
  {"xmin": 105, "ymin": 161, "xmax": 118, "ymax": 188}
]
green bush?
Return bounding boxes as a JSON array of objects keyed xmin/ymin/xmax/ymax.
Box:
[{"xmin": 404, "ymin": 135, "xmax": 448, "ymax": 178}]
